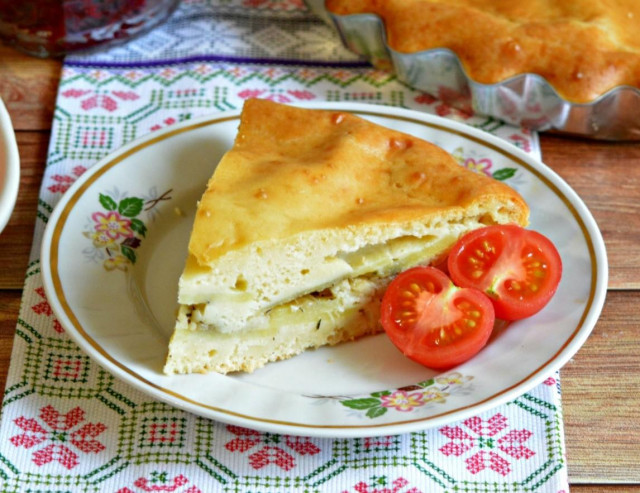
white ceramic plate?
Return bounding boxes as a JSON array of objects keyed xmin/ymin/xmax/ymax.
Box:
[
  {"xmin": 0, "ymin": 97, "xmax": 20, "ymax": 234},
  {"xmin": 41, "ymin": 103, "xmax": 607, "ymax": 437}
]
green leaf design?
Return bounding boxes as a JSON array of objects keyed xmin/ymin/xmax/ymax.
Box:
[
  {"xmin": 130, "ymin": 218, "xmax": 147, "ymax": 237},
  {"xmin": 418, "ymin": 378, "xmax": 436, "ymax": 388},
  {"xmin": 118, "ymin": 197, "xmax": 144, "ymax": 218},
  {"xmin": 99, "ymin": 194, "xmax": 117, "ymax": 211},
  {"xmin": 371, "ymin": 390, "xmax": 392, "ymax": 398},
  {"xmin": 341, "ymin": 397, "xmax": 381, "ymax": 410},
  {"xmin": 492, "ymin": 168, "xmax": 517, "ymax": 181},
  {"xmin": 120, "ymin": 245, "xmax": 136, "ymax": 264},
  {"xmin": 366, "ymin": 406, "xmax": 388, "ymax": 419}
]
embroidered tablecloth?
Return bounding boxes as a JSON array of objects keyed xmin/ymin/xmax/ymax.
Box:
[{"xmin": 0, "ymin": 1, "xmax": 569, "ymax": 492}]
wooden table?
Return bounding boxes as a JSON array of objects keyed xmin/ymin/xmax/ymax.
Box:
[{"xmin": 1, "ymin": 44, "xmax": 639, "ymax": 492}]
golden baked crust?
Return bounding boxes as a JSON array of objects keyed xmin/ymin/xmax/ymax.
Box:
[
  {"xmin": 325, "ymin": 0, "xmax": 640, "ymax": 103},
  {"xmin": 189, "ymin": 98, "xmax": 528, "ymax": 266}
]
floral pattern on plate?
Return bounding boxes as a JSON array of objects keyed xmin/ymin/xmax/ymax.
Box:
[
  {"xmin": 82, "ymin": 189, "xmax": 172, "ymax": 271},
  {"xmin": 340, "ymin": 373, "xmax": 473, "ymax": 419}
]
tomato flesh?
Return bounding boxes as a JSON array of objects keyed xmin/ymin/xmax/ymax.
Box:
[
  {"xmin": 380, "ymin": 266, "xmax": 495, "ymax": 370},
  {"xmin": 447, "ymin": 224, "xmax": 562, "ymax": 320}
]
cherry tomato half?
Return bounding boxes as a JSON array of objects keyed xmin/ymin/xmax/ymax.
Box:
[
  {"xmin": 380, "ymin": 266, "xmax": 495, "ymax": 370},
  {"xmin": 447, "ymin": 224, "xmax": 562, "ymax": 321}
]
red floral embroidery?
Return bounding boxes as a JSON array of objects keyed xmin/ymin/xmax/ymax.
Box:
[
  {"xmin": 147, "ymin": 421, "xmax": 180, "ymax": 445},
  {"xmin": 80, "ymin": 129, "xmax": 108, "ymax": 148},
  {"xmin": 32, "ymin": 286, "xmax": 64, "ymax": 333},
  {"xmin": 52, "ymin": 358, "xmax": 83, "ymax": 380},
  {"xmin": 61, "ymin": 88, "xmax": 139, "ymax": 112},
  {"xmin": 437, "ymin": 86, "xmax": 473, "ymax": 118},
  {"xmin": 285, "ymin": 435, "xmax": 322, "ymax": 455},
  {"xmin": 414, "ymin": 93, "xmax": 437, "ymax": 105},
  {"xmin": 224, "ymin": 425, "xmax": 320, "ymax": 471},
  {"xmin": 508, "ymin": 134, "xmax": 533, "ymax": 153},
  {"xmin": 48, "ymin": 165, "xmax": 87, "ymax": 194},
  {"xmin": 364, "ymin": 436, "xmax": 395, "ymax": 449},
  {"xmin": 225, "ymin": 426, "xmax": 261, "ymax": 452},
  {"xmin": 151, "ymin": 117, "xmax": 177, "ymax": 132},
  {"xmin": 342, "ymin": 476, "xmax": 423, "ymax": 493},
  {"xmin": 249, "ymin": 446, "xmax": 295, "ymax": 470},
  {"xmin": 10, "ymin": 405, "xmax": 106, "ymax": 470},
  {"xmin": 117, "ymin": 472, "xmax": 202, "ymax": 493},
  {"xmin": 238, "ymin": 88, "xmax": 316, "ymax": 104},
  {"xmin": 414, "ymin": 88, "xmax": 473, "ymax": 119},
  {"xmin": 543, "ymin": 376, "xmax": 557, "ymax": 386},
  {"xmin": 439, "ymin": 413, "xmax": 535, "ymax": 476}
]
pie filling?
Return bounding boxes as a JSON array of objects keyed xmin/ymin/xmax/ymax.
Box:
[{"xmin": 177, "ymin": 233, "xmax": 458, "ymax": 335}]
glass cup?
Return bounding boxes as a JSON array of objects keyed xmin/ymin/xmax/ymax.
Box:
[{"xmin": 0, "ymin": 0, "xmax": 180, "ymax": 57}]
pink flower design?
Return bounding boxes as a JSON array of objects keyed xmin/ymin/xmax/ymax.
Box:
[
  {"xmin": 380, "ymin": 390, "xmax": 425, "ymax": 412},
  {"xmin": 92, "ymin": 211, "xmax": 133, "ymax": 240},
  {"xmin": 414, "ymin": 93, "xmax": 437, "ymax": 105},
  {"xmin": 10, "ymin": 405, "xmax": 106, "ymax": 470},
  {"xmin": 415, "ymin": 88, "xmax": 473, "ymax": 118},
  {"xmin": 509, "ymin": 134, "xmax": 533, "ymax": 153},
  {"xmin": 436, "ymin": 372, "xmax": 471, "ymax": 386},
  {"xmin": 151, "ymin": 117, "xmax": 178, "ymax": 132},
  {"xmin": 437, "ymin": 86, "xmax": 474, "ymax": 118},
  {"xmin": 224, "ymin": 425, "xmax": 320, "ymax": 471},
  {"xmin": 31, "ymin": 286, "xmax": 64, "ymax": 333},
  {"xmin": 81, "ymin": 129, "xmax": 109, "ymax": 147},
  {"xmin": 463, "ymin": 157, "xmax": 493, "ymax": 176},
  {"xmin": 342, "ymin": 476, "xmax": 423, "ymax": 493},
  {"xmin": 117, "ymin": 472, "xmax": 203, "ymax": 493},
  {"xmin": 48, "ymin": 165, "xmax": 87, "ymax": 194},
  {"xmin": 249, "ymin": 446, "xmax": 295, "ymax": 470},
  {"xmin": 439, "ymin": 413, "xmax": 535, "ymax": 476},
  {"xmin": 61, "ymin": 88, "xmax": 139, "ymax": 112},
  {"xmin": 285, "ymin": 435, "xmax": 322, "ymax": 456},
  {"xmin": 237, "ymin": 88, "xmax": 316, "ymax": 104},
  {"xmin": 364, "ymin": 436, "xmax": 395, "ymax": 449}
]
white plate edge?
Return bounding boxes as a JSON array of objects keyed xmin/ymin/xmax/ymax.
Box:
[{"xmin": 0, "ymin": 97, "xmax": 20, "ymax": 234}]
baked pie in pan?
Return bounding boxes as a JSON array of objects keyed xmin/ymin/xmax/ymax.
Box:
[{"xmin": 308, "ymin": 0, "xmax": 640, "ymax": 139}]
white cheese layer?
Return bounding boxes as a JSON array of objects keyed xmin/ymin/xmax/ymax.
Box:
[{"xmin": 179, "ymin": 233, "xmax": 457, "ymax": 333}]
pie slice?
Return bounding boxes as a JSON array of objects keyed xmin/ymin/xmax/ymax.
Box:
[{"xmin": 163, "ymin": 99, "xmax": 529, "ymax": 375}]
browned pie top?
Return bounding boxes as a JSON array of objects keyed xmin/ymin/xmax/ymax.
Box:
[
  {"xmin": 188, "ymin": 99, "xmax": 528, "ymax": 265},
  {"xmin": 326, "ymin": 0, "xmax": 640, "ymax": 103}
]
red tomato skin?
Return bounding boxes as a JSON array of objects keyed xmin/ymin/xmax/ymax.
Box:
[
  {"xmin": 447, "ymin": 225, "xmax": 562, "ymax": 321},
  {"xmin": 380, "ymin": 266, "xmax": 495, "ymax": 370}
]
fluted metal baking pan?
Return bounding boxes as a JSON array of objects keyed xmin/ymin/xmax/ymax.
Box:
[{"xmin": 306, "ymin": 0, "xmax": 640, "ymax": 140}]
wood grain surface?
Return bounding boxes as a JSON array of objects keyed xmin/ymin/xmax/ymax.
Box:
[{"xmin": 1, "ymin": 43, "xmax": 639, "ymax": 489}]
